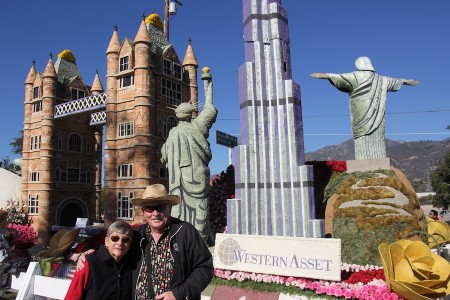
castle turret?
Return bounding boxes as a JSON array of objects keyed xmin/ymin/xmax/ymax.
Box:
[
  {"xmin": 104, "ymin": 25, "xmax": 120, "ymax": 225},
  {"xmin": 38, "ymin": 53, "xmax": 57, "ymax": 244},
  {"xmin": 90, "ymin": 69, "xmax": 104, "ymax": 95},
  {"xmin": 22, "ymin": 60, "xmax": 37, "ymax": 200},
  {"xmin": 133, "ymin": 16, "xmax": 153, "ymax": 188},
  {"xmin": 182, "ymin": 39, "xmax": 199, "ymax": 118}
]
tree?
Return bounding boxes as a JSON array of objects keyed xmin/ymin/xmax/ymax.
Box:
[
  {"xmin": 431, "ymin": 125, "xmax": 450, "ymax": 209},
  {"xmin": 0, "ymin": 155, "xmax": 21, "ymax": 176},
  {"xmin": 10, "ymin": 130, "xmax": 23, "ymax": 155}
]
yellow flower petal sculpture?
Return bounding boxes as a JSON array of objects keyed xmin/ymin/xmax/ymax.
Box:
[
  {"xmin": 426, "ymin": 217, "xmax": 450, "ymax": 249},
  {"xmin": 379, "ymin": 240, "xmax": 450, "ymax": 300}
]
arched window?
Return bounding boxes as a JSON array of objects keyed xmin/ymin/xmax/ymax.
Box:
[
  {"xmin": 68, "ymin": 134, "xmax": 81, "ymax": 152},
  {"xmin": 164, "ymin": 116, "xmax": 177, "ymax": 137}
]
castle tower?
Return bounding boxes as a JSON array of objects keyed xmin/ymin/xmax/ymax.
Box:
[
  {"xmin": 22, "ymin": 50, "xmax": 104, "ymax": 245},
  {"xmin": 103, "ymin": 13, "xmax": 195, "ymax": 225},
  {"xmin": 182, "ymin": 39, "xmax": 199, "ymax": 117},
  {"xmin": 228, "ymin": 0, "xmax": 323, "ymax": 238}
]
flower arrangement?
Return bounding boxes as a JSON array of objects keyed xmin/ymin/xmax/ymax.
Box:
[
  {"xmin": 208, "ymin": 165, "xmax": 235, "ymax": 235},
  {"xmin": 326, "ymin": 160, "xmax": 347, "ymax": 173},
  {"xmin": 214, "ymin": 263, "xmax": 399, "ymax": 299},
  {"xmin": 3, "ymin": 199, "xmax": 31, "ymax": 226}
]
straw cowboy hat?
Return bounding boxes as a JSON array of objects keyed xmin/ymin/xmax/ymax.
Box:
[
  {"xmin": 37, "ymin": 228, "xmax": 80, "ymax": 257},
  {"xmin": 131, "ymin": 184, "xmax": 180, "ymax": 207}
]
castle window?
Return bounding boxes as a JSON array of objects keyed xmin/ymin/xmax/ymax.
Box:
[
  {"xmin": 33, "ymin": 101, "xmax": 42, "ymax": 113},
  {"xmin": 163, "ymin": 59, "xmax": 172, "ymax": 75},
  {"xmin": 117, "ymin": 164, "xmax": 133, "ymax": 178},
  {"xmin": 86, "ymin": 171, "xmax": 91, "ymax": 183},
  {"xmin": 68, "ymin": 167, "xmax": 80, "ymax": 183},
  {"xmin": 58, "ymin": 137, "xmax": 63, "ymax": 150},
  {"xmin": 117, "ymin": 191, "xmax": 134, "ymax": 219},
  {"xmin": 119, "ymin": 75, "xmax": 134, "ymax": 88},
  {"xmin": 173, "ymin": 63, "xmax": 182, "ymax": 80},
  {"xmin": 55, "ymin": 168, "xmax": 60, "ymax": 181},
  {"xmin": 68, "ymin": 134, "xmax": 81, "ymax": 152},
  {"xmin": 29, "ymin": 172, "xmax": 39, "ymax": 182},
  {"xmin": 28, "ymin": 194, "xmax": 39, "ymax": 215},
  {"xmin": 71, "ymin": 88, "xmax": 85, "ymax": 100},
  {"xmin": 161, "ymin": 78, "xmax": 181, "ymax": 105},
  {"xmin": 33, "ymin": 87, "xmax": 40, "ymax": 99},
  {"xmin": 159, "ymin": 167, "xmax": 168, "ymax": 178},
  {"xmin": 30, "ymin": 135, "xmax": 41, "ymax": 151},
  {"xmin": 86, "ymin": 141, "xmax": 91, "ymax": 153},
  {"xmin": 163, "ymin": 116, "xmax": 177, "ymax": 138},
  {"xmin": 120, "ymin": 56, "xmax": 129, "ymax": 72},
  {"xmin": 118, "ymin": 122, "xmax": 134, "ymax": 137}
]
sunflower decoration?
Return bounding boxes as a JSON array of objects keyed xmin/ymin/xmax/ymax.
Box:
[{"xmin": 379, "ymin": 239, "xmax": 450, "ymax": 300}]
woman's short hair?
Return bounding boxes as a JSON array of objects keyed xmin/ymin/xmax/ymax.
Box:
[
  {"xmin": 0, "ymin": 210, "xmax": 8, "ymax": 222},
  {"xmin": 106, "ymin": 221, "xmax": 133, "ymax": 238}
]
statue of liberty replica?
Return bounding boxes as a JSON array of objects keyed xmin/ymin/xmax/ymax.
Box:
[{"xmin": 161, "ymin": 67, "xmax": 218, "ymax": 243}]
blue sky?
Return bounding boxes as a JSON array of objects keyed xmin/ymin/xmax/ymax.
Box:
[{"xmin": 0, "ymin": 1, "xmax": 449, "ymax": 175}]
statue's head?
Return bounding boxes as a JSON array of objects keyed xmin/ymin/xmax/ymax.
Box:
[
  {"xmin": 355, "ymin": 56, "xmax": 375, "ymax": 71},
  {"xmin": 175, "ymin": 102, "xmax": 195, "ymax": 120}
]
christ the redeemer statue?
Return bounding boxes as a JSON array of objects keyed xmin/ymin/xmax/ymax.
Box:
[{"xmin": 311, "ymin": 56, "xmax": 418, "ymax": 160}]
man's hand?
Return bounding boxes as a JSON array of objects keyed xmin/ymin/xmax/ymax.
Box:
[
  {"xmin": 75, "ymin": 250, "xmax": 94, "ymax": 271},
  {"xmin": 155, "ymin": 291, "xmax": 176, "ymax": 300}
]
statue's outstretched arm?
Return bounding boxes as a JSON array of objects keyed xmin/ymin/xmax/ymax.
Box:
[
  {"xmin": 403, "ymin": 79, "xmax": 419, "ymax": 86},
  {"xmin": 310, "ymin": 73, "xmax": 330, "ymax": 79}
]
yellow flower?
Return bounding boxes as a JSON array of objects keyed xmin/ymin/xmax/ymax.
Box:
[
  {"xmin": 145, "ymin": 13, "xmax": 163, "ymax": 29},
  {"xmin": 426, "ymin": 218, "xmax": 450, "ymax": 248},
  {"xmin": 57, "ymin": 50, "xmax": 76, "ymax": 63},
  {"xmin": 379, "ymin": 239, "xmax": 450, "ymax": 300}
]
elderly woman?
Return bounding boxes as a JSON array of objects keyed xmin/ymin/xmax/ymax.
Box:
[{"xmin": 65, "ymin": 221, "xmax": 134, "ymax": 300}]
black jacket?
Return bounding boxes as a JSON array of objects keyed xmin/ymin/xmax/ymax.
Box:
[
  {"xmin": 84, "ymin": 245, "xmax": 133, "ymax": 300},
  {"xmin": 130, "ymin": 217, "xmax": 213, "ymax": 300}
]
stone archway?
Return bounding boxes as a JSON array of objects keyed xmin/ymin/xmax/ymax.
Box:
[{"xmin": 57, "ymin": 198, "xmax": 88, "ymax": 226}]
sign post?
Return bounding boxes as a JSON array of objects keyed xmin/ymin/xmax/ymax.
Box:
[{"xmin": 216, "ymin": 130, "xmax": 238, "ymax": 165}]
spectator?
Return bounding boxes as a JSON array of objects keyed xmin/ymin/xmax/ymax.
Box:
[{"xmin": 428, "ymin": 210, "xmax": 439, "ymax": 221}]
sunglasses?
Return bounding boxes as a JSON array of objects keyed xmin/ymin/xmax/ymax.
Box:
[
  {"xmin": 109, "ymin": 235, "xmax": 131, "ymax": 243},
  {"xmin": 143, "ymin": 204, "xmax": 168, "ymax": 213}
]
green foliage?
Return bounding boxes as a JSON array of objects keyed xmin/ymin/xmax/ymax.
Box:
[
  {"xmin": 10, "ymin": 130, "xmax": 23, "ymax": 155},
  {"xmin": 431, "ymin": 150, "xmax": 450, "ymax": 210},
  {"xmin": 334, "ymin": 217, "xmax": 414, "ymax": 265}
]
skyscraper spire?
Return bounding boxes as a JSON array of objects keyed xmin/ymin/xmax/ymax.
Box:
[{"xmin": 228, "ymin": 0, "xmax": 323, "ymax": 238}]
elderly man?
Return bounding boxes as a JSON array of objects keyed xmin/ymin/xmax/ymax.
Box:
[{"xmin": 77, "ymin": 184, "xmax": 213, "ymax": 300}]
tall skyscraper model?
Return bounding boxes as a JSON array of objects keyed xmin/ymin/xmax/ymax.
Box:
[{"xmin": 227, "ymin": 0, "xmax": 323, "ymax": 237}]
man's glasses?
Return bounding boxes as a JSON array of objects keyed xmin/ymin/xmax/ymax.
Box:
[
  {"xmin": 109, "ymin": 235, "xmax": 131, "ymax": 243},
  {"xmin": 143, "ymin": 204, "xmax": 168, "ymax": 213}
]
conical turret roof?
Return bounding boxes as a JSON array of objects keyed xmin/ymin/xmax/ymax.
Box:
[
  {"xmin": 134, "ymin": 17, "xmax": 152, "ymax": 45},
  {"xmin": 182, "ymin": 39, "xmax": 198, "ymax": 66},
  {"xmin": 25, "ymin": 60, "xmax": 37, "ymax": 84},
  {"xmin": 91, "ymin": 70, "xmax": 104, "ymax": 94},
  {"xmin": 106, "ymin": 25, "xmax": 120, "ymax": 54},
  {"xmin": 43, "ymin": 54, "xmax": 57, "ymax": 78}
]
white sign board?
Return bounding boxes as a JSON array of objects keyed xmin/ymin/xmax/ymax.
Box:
[
  {"xmin": 214, "ymin": 234, "xmax": 341, "ymax": 281},
  {"xmin": 75, "ymin": 218, "xmax": 88, "ymax": 228}
]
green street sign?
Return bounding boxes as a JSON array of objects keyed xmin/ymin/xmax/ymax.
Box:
[{"xmin": 216, "ymin": 130, "xmax": 238, "ymax": 148}]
